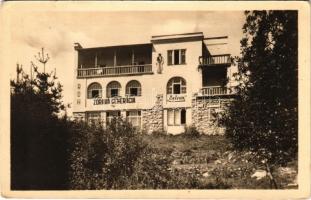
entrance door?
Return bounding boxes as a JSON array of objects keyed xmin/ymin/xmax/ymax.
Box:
[{"xmin": 167, "ymin": 108, "xmax": 186, "ymax": 134}]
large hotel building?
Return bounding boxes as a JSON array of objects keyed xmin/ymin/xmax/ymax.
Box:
[{"xmin": 72, "ymin": 32, "xmax": 236, "ymax": 135}]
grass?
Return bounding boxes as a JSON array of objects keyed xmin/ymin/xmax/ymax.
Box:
[
  {"xmin": 141, "ymin": 134, "xmax": 298, "ymax": 189},
  {"xmin": 142, "ymin": 134, "xmax": 230, "ymax": 153}
]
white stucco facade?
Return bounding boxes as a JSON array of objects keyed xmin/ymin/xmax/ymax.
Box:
[{"xmin": 73, "ymin": 32, "xmax": 234, "ymax": 134}]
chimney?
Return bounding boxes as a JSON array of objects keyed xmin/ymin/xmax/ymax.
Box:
[{"xmin": 74, "ymin": 42, "xmax": 82, "ymax": 50}]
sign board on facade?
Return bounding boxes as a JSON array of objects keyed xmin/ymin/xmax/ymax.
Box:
[
  {"xmin": 167, "ymin": 94, "xmax": 186, "ymax": 102},
  {"xmin": 93, "ymin": 97, "xmax": 135, "ymax": 105}
]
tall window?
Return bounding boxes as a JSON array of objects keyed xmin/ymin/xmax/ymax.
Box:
[
  {"xmin": 126, "ymin": 110, "xmax": 141, "ymax": 128},
  {"xmin": 87, "ymin": 82, "xmax": 102, "ymax": 99},
  {"xmin": 167, "ymin": 109, "xmax": 186, "ymax": 126},
  {"xmin": 168, "ymin": 49, "xmax": 186, "ymax": 65},
  {"xmin": 106, "ymin": 81, "xmax": 121, "ymax": 98},
  {"xmin": 126, "ymin": 80, "xmax": 142, "ymax": 96},
  {"xmin": 167, "ymin": 77, "xmax": 187, "ymax": 94}
]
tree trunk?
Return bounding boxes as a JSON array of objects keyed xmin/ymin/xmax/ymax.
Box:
[{"xmin": 265, "ymin": 163, "xmax": 278, "ymax": 189}]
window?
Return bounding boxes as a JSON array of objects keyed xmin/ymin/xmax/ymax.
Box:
[
  {"xmin": 173, "ymin": 84, "xmax": 181, "ymax": 94},
  {"xmin": 181, "ymin": 49, "xmax": 186, "ymax": 64},
  {"xmin": 167, "ymin": 49, "xmax": 186, "ymax": 65},
  {"xmin": 87, "ymin": 112, "xmax": 101, "ymax": 124},
  {"xmin": 110, "ymin": 89, "xmax": 118, "ymax": 97},
  {"xmin": 87, "ymin": 82, "xmax": 102, "ymax": 99},
  {"xmin": 167, "ymin": 109, "xmax": 186, "ymax": 126},
  {"xmin": 106, "ymin": 111, "xmax": 121, "ymax": 123},
  {"xmin": 107, "ymin": 81, "xmax": 121, "ymax": 98},
  {"xmin": 126, "ymin": 80, "xmax": 142, "ymax": 96},
  {"xmin": 167, "ymin": 77, "xmax": 187, "ymax": 94},
  {"xmin": 130, "ymin": 88, "xmax": 138, "ymax": 96},
  {"xmin": 77, "ymin": 99, "xmax": 81, "ymax": 105},
  {"xmin": 174, "ymin": 50, "xmax": 180, "ymax": 64},
  {"xmin": 77, "ymin": 84, "xmax": 81, "ymax": 89},
  {"xmin": 168, "ymin": 50, "xmax": 173, "ymax": 65},
  {"xmin": 77, "ymin": 91, "xmax": 81, "ymax": 97},
  {"xmin": 126, "ymin": 110, "xmax": 141, "ymax": 128}
]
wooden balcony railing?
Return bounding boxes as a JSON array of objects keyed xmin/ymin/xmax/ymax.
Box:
[
  {"xmin": 77, "ymin": 64, "xmax": 153, "ymax": 78},
  {"xmin": 200, "ymin": 86, "xmax": 229, "ymax": 96},
  {"xmin": 199, "ymin": 54, "xmax": 231, "ymax": 66}
]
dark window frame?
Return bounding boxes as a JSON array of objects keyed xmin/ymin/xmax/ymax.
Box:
[
  {"xmin": 110, "ymin": 88, "xmax": 119, "ymax": 97},
  {"xmin": 167, "ymin": 49, "xmax": 186, "ymax": 65}
]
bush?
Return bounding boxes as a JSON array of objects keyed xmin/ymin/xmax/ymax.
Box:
[
  {"xmin": 182, "ymin": 125, "xmax": 200, "ymax": 138},
  {"xmin": 127, "ymin": 147, "xmax": 231, "ymax": 189},
  {"xmin": 69, "ymin": 117, "xmax": 146, "ymax": 189},
  {"xmin": 127, "ymin": 147, "xmax": 173, "ymax": 189}
]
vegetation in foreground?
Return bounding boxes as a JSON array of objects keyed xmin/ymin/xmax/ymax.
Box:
[{"xmin": 68, "ymin": 122, "xmax": 297, "ymax": 189}]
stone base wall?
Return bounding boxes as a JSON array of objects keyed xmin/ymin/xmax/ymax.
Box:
[
  {"xmin": 191, "ymin": 96, "xmax": 232, "ymax": 135},
  {"xmin": 141, "ymin": 94, "xmax": 164, "ymax": 134},
  {"xmin": 73, "ymin": 94, "xmax": 233, "ymax": 135}
]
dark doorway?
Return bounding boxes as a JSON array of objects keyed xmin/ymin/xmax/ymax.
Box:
[{"xmin": 181, "ymin": 109, "xmax": 186, "ymax": 124}]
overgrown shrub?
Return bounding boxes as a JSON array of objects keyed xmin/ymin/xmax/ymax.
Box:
[
  {"xmin": 126, "ymin": 147, "xmax": 173, "ymax": 189},
  {"xmin": 69, "ymin": 117, "xmax": 146, "ymax": 189}
]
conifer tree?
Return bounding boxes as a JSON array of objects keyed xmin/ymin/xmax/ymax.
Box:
[{"xmin": 11, "ymin": 48, "xmax": 68, "ymax": 189}]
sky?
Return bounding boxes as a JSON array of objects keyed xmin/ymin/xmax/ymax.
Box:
[{"xmin": 7, "ymin": 11, "xmax": 245, "ymax": 115}]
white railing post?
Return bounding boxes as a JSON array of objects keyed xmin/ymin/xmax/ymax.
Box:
[{"xmin": 200, "ymin": 86, "xmax": 230, "ymax": 96}]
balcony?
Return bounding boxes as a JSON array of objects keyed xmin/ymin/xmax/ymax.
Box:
[
  {"xmin": 77, "ymin": 64, "xmax": 153, "ymax": 78},
  {"xmin": 199, "ymin": 54, "xmax": 231, "ymax": 67},
  {"xmin": 200, "ymin": 86, "xmax": 229, "ymax": 96}
]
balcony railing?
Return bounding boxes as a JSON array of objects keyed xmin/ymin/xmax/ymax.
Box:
[
  {"xmin": 77, "ymin": 64, "xmax": 153, "ymax": 78},
  {"xmin": 200, "ymin": 86, "xmax": 229, "ymax": 96},
  {"xmin": 199, "ymin": 54, "xmax": 231, "ymax": 66}
]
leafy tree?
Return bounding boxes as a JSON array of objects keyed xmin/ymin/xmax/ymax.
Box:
[
  {"xmin": 218, "ymin": 11, "xmax": 298, "ymax": 188},
  {"xmin": 11, "ymin": 49, "xmax": 69, "ymax": 189}
]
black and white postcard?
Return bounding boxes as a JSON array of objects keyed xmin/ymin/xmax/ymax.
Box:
[{"xmin": 0, "ymin": 1, "xmax": 310, "ymax": 199}]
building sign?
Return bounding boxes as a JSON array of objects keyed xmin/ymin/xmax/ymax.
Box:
[
  {"xmin": 167, "ymin": 94, "xmax": 186, "ymax": 102},
  {"xmin": 94, "ymin": 97, "xmax": 135, "ymax": 105}
]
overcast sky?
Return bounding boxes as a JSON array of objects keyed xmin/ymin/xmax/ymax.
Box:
[{"xmin": 8, "ymin": 11, "xmax": 245, "ymax": 115}]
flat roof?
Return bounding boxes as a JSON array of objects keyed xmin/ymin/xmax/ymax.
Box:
[
  {"xmin": 77, "ymin": 43, "xmax": 152, "ymax": 51},
  {"xmin": 204, "ymin": 36, "xmax": 228, "ymax": 40},
  {"xmin": 151, "ymin": 32, "xmax": 203, "ymax": 38},
  {"xmin": 151, "ymin": 32, "xmax": 204, "ymax": 42},
  {"xmin": 75, "ymin": 32, "xmax": 228, "ymax": 50}
]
